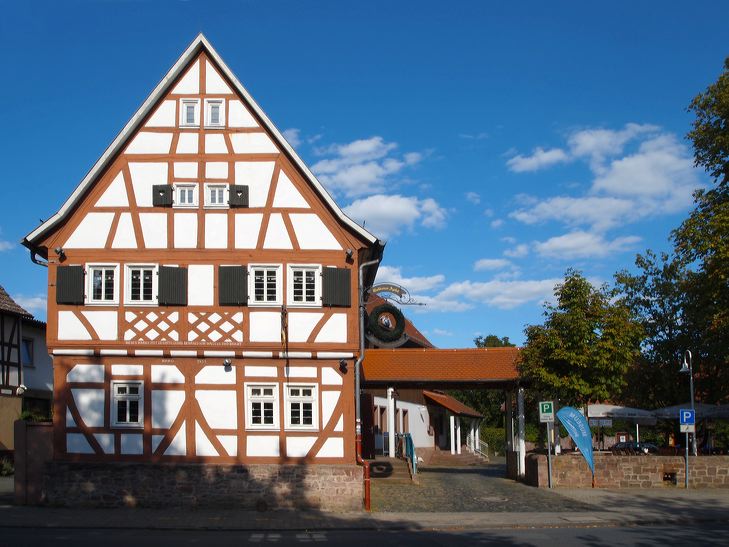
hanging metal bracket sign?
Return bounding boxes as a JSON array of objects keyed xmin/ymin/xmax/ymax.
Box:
[{"xmin": 369, "ymin": 282, "xmax": 425, "ymax": 306}]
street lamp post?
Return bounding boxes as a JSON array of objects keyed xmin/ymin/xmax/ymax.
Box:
[{"xmin": 679, "ymin": 350, "xmax": 697, "ymax": 487}]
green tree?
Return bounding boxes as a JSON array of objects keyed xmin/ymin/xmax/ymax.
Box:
[
  {"xmin": 519, "ymin": 270, "xmax": 643, "ymax": 406},
  {"xmin": 474, "ymin": 334, "xmax": 514, "ymax": 348}
]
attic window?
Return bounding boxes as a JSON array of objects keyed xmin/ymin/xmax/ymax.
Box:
[
  {"xmin": 204, "ymin": 99, "xmax": 225, "ymax": 128},
  {"xmin": 180, "ymin": 99, "xmax": 200, "ymax": 127}
]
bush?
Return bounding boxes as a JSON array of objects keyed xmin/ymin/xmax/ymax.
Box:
[
  {"xmin": 0, "ymin": 458, "xmax": 13, "ymax": 477},
  {"xmin": 479, "ymin": 426, "xmax": 505, "ymax": 456}
]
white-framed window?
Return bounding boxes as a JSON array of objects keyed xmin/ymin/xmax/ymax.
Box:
[
  {"xmin": 125, "ymin": 264, "xmax": 158, "ymax": 306},
  {"xmin": 112, "ymin": 381, "xmax": 143, "ymax": 428},
  {"xmin": 204, "ymin": 183, "xmax": 229, "ymax": 208},
  {"xmin": 204, "ymin": 98, "xmax": 226, "ymax": 128},
  {"xmin": 179, "ymin": 99, "xmax": 200, "ymax": 127},
  {"xmin": 284, "ymin": 384, "xmax": 318, "ymax": 430},
  {"xmin": 287, "ymin": 264, "xmax": 321, "ymax": 307},
  {"xmin": 86, "ymin": 264, "xmax": 119, "ymax": 305},
  {"xmin": 174, "ymin": 183, "xmax": 198, "ymax": 208},
  {"xmin": 249, "ymin": 264, "xmax": 282, "ymax": 306},
  {"xmin": 245, "ymin": 383, "xmax": 279, "ymax": 429}
]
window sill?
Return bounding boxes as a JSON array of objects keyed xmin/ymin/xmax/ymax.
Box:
[
  {"xmin": 249, "ymin": 302, "xmax": 283, "ymax": 308},
  {"xmin": 286, "ymin": 302, "xmax": 322, "ymax": 309},
  {"xmin": 204, "ymin": 125, "xmax": 226, "ymax": 130},
  {"xmin": 245, "ymin": 426, "xmax": 280, "ymax": 432},
  {"xmin": 203, "ymin": 205, "xmax": 229, "ymax": 210},
  {"xmin": 285, "ymin": 427, "xmax": 320, "ymax": 432},
  {"xmin": 179, "ymin": 124, "xmax": 199, "ymax": 129},
  {"xmin": 85, "ymin": 301, "xmax": 120, "ymax": 307},
  {"xmin": 111, "ymin": 423, "xmax": 144, "ymax": 429},
  {"xmin": 172, "ymin": 204, "xmax": 199, "ymax": 209},
  {"xmin": 124, "ymin": 302, "xmax": 158, "ymax": 308}
]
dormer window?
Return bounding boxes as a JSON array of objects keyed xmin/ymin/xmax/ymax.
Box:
[
  {"xmin": 204, "ymin": 99, "xmax": 225, "ymax": 128},
  {"xmin": 179, "ymin": 99, "xmax": 200, "ymax": 127}
]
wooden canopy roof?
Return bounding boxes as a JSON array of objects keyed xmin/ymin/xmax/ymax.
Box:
[{"xmin": 423, "ymin": 390, "xmax": 484, "ymax": 418}]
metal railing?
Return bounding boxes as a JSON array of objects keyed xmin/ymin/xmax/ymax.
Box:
[{"xmin": 476, "ymin": 439, "xmax": 489, "ymax": 458}]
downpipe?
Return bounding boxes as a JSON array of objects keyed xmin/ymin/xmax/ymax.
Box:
[{"xmin": 354, "ymin": 257, "xmax": 380, "ymax": 512}]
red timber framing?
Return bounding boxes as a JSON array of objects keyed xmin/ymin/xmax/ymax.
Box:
[{"xmin": 22, "ymin": 35, "xmax": 383, "ymax": 467}]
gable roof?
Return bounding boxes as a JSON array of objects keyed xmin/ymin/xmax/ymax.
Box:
[
  {"xmin": 422, "ymin": 390, "xmax": 483, "ymax": 418},
  {"xmin": 22, "ymin": 34, "xmax": 379, "ymax": 251},
  {"xmin": 0, "ymin": 285, "xmax": 32, "ymax": 317}
]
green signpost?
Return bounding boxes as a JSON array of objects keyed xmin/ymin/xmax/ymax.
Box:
[{"xmin": 539, "ymin": 401, "xmax": 555, "ymax": 488}]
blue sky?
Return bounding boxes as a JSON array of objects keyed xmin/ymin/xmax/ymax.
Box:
[{"xmin": 1, "ymin": 1, "xmax": 726, "ymax": 347}]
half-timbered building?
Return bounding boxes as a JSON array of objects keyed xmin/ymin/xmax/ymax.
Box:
[{"xmin": 22, "ymin": 35, "xmax": 382, "ymax": 509}]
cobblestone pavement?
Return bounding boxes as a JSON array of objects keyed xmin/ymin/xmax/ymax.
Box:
[{"xmin": 371, "ymin": 464, "xmax": 593, "ymax": 513}]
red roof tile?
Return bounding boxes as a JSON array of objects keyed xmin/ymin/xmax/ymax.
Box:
[
  {"xmin": 0, "ymin": 285, "xmax": 31, "ymax": 317},
  {"xmin": 362, "ymin": 347, "xmax": 520, "ymax": 385},
  {"xmin": 423, "ymin": 390, "xmax": 483, "ymax": 418}
]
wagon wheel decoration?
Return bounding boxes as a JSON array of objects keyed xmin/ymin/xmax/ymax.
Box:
[{"xmin": 367, "ymin": 304, "xmax": 406, "ymax": 344}]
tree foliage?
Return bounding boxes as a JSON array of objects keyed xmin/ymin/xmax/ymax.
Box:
[{"xmin": 519, "ymin": 270, "xmax": 643, "ymax": 406}]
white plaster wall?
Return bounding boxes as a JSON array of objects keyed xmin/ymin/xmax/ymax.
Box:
[
  {"xmin": 145, "ymin": 100, "xmax": 176, "ymax": 127},
  {"xmin": 195, "ymin": 365, "xmax": 235, "ymax": 384},
  {"xmin": 287, "ymin": 313, "xmax": 323, "ymax": 343},
  {"xmin": 64, "ymin": 212, "xmax": 114, "ymax": 248},
  {"xmin": 244, "ymin": 366, "xmax": 277, "ymax": 377},
  {"xmin": 230, "ymin": 133, "xmax": 278, "ymax": 154},
  {"xmin": 95, "ymin": 172, "xmax": 128, "ymax": 207},
  {"xmin": 322, "ymin": 391, "xmax": 340, "ymax": 428},
  {"xmin": 188, "ymin": 265, "xmax": 214, "ymax": 305},
  {"xmin": 171, "ymin": 61, "xmax": 199, "ymax": 94},
  {"xmin": 111, "ymin": 364, "xmax": 143, "ymax": 376},
  {"xmin": 111, "ymin": 213, "xmax": 137, "ymax": 249},
  {"xmin": 248, "ymin": 312, "xmax": 281, "ymax": 342},
  {"xmin": 263, "ymin": 214, "xmax": 292, "ymax": 249},
  {"xmin": 205, "ymin": 162, "xmax": 228, "ymax": 179},
  {"xmin": 321, "ymin": 368, "xmax": 343, "ymax": 386},
  {"xmin": 286, "ymin": 437, "xmax": 316, "ymax": 458},
  {"xmin": 121, "ymin": 434, "xmax": 144, "ymax": 455},
  {"xmin": 139, "ymin": 213, "xmax": 167, "ymax": 248},
  {"xmin": 205, "ymin": 134, "xmax": 228, "ymax": 154},
  {"xmin": 71, "ymin": 388, "xmax": 105, "ymax": 427},
  {"xmin": 316, "ymin": 438, "xmax": 344, "ymax": 458},
  {"xmin": 81, "ymin": 311, "xmax": 118, "ymax": 340},
  {"xmin": 129, "ymin": 163, "xmax": 168, "ymax": 207},
  {"xmin": 163, "ymin": 425, "xmax": 187, "ymax": 456},
  {"xmin": 151, "ymin": 390, "xmax": 185, "ymax": 428},
  {"xmin": 58, "ymin": 312, "xmax": 92, "ymax": 341},
  {"xmin": 334, "ymin": 415, "xmax": 343, "ymax": 432},
  {"xmin": 205, "ymin": 60, "xmax": 231, "ymax": 93},
  {"xmin": 126, "ymin": 132, "xmax": 173, "ymax": 154},
  {"xmin": 176, "ymin": 133, "xmax": 199, "ymax": 154},
  {"xmin": 218, "ymin": 435, "xmax": 238, "ymax": 457},
  {"xmin": 228, "ymin": 100, "xmax": 258, "ymax": 128},
  {"xmin": 373, "ymin": 396, "xmax": 433, "ymax": 449},
  {"xmin": 67, "ymin": 364, "xmax": 104, "ymax": 383},
  {"xmin": 20, "ymin": 323, "xmax": 52, "ymax": 392},
  {"xmin": 204, "ymin": 214, "xmax": 227, "ymax": 249},
  {"xmin": 284, "ymin": 366, "xmax": 317, "ymax": 378},
  {"xmin": 195, "ymin": 390, "xmax": 237, "ymax": 429},
  {"xmin": 315, "ymin": 314, "xmax": 347, "ymax": 343},
  {"xmin": 234, "ymin": 162, "xmax": 275, "ymax": 207},
  {"xmin": 94, "ymin": 433, "xmax": 115, "ymax": 454},
  {"xmin": 174, "ymin": 213, "xmax": 197, "ymax": 248},
  {"xmin": 290, "ymin": 214, "xmax": 342, "ymax": 250},
  {"xmin": 234, "ymin": 214, "xmax": 262, "ymax": 248},
  {"xmin": 272, "ymin": 172, "xmax": 309, "ymax": 208},
  {"xmin": 246, "ymin": 436, "xmax": 279, "ymax": 457},
  {"xmin": 195, "ymin": 422, "xmax": 218, "ymax": 456},
  {"xmin": 174, "ymin": 162, "xmax": 198, "ymax": 178},
  {"xmin": 151, "ymin": 365, "xmax": 184, "ymax": 383},
  {"xmin": 67, "ymin": 433, "xmax": 94, "ymax": 454}
]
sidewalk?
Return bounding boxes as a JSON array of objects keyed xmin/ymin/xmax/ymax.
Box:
[{"xmin": 0, "ymin": 487, "xmax": 728, "ymax": 531}]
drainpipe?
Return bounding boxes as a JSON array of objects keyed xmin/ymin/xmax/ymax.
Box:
[{"xmin": 354, "ymin": 257, "xmax": 380, "ymax": 512}]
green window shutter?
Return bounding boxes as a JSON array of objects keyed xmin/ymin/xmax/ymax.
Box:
[
  {"xmin": 152, "ymin": 185, "xmax": 173, "ymax": 207},
  {"xmin": 229, "ymin": 185, "xmax": 249, "ymax": 208},
  {"xmin": 158, "ymin": 266, "xmax": 187, "ymax": 306},
  {"xmin": 56, "ymin": 266, "xmax": 85, "ymax": 305},
  {"xmin": 219, "ymin": 266, "xmax": 248, "ymax": 306},
  {"xmin": 322, "ymin": 267, "xmax": 351, "ymax": 307}
]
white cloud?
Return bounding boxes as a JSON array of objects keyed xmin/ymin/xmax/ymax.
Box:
[
  {"xmin": 504, "ymin": 243, "xmax": 529, "ymax": 258},
  {"xmin": 13, "ymin": 294, "xmax": 46, "ymax": 314},
  {"xmin": 459, "ymin": 132, "xmax": 489, "ymax": 140},
  {"xmin": 510, "ymin": 196, "xmax": 635, "ymax": 231},
  {"xmin": 465, "ymin": 192, "xmax": 481, "ymax": 204},
  {"xmin": 534, "ymin": 231, "xmax": 641, "ymax": 259},
  {"xmin": 490, "ymin": 219, "xmax": 504, "ymax": 229},
  {"xmin": 506, "ymin": 147, "xmax": 569, "ymax": 173},
  {"xmin": 375, "ymin": 265, "xmax": 445, "ymax": 292},
  {"xmin": 567, "ymin": 123, "xmax": 659, "ymax": 171},
  {"xmin": 473, "ymin": 258, "xmax": 512, "ymax": 271},
  {"xmin": 432, "ymin": 328, "xmax": 454, "ymax": 336},
  {"xmin": 343, "ymin": 194, "xmax": 447, "ymax": 240},
  {"xmin": 436, "ymin": 278, "xmax": 560, "ymax": 310},
  {"xmin": 312, "ymin": 136, "xmax": 422, "ymax": 197},
  {"xmin": 0, "ymin": 240, "xmax": 12, "ymax": 251},
  {"xmin": 282, "ymin": 128, "xmax": 302, "ymax": 148}
]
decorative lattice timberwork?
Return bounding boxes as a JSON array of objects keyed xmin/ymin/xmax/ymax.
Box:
[
  {"xmin": 187, "ymin": 311, "xmax": 244, "ymax": 343},
  {"xmin": 124, "ymin": 310, "xmax": 180, "ymax": 342}
]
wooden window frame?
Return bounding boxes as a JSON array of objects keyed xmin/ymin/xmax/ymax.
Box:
[
  {"xmin": 21, "ymin": 338, "xmax": 34, "ymax": 367},
  {"xmin": 124, "ymin": 264, "xmax": 159, "ymax": 307},
  {"xmin": 286, "ymin": 264, "xmax": 322, "ymax": 308},
  {"xmin": 179, "ymin": 99, "xmax": 200, "ymax": 128},
  {"xmin": 85, "ymin": 263, "xmax": 120, "ymax": 306},
  {"xmin": 204, "ymin": 98, "xmax": 226, "ymax": 129},
  {"xmin": 245, "ymin": 383, "xmax": 279, "ymax": 430},
  {"xmin": 284, "ymin": 383, "xmax": 318, "ymax": 431},
  {"xmin": 111, "ymin": 380, "xmax": 144, "ymax": 429},
  {"xmin": 248, "ymin": 264, "xmax": 282, "ymax": 307},
  {"xmin": 203, "ymin": 183, "xmax": 229, "ymax": 209},
  {"xmin": 173, "ymin": 183, "xmax": 199, "ymax": 209}
]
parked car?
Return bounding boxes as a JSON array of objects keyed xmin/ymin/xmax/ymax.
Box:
[{"xmin": 611, "ymin": 442, "xmax": 659, "ymax": 455}]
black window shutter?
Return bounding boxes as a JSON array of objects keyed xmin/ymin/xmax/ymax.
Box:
[
  {"xmin": 158, "ymin": 266, "xmax": 187, "ymax": 306},
  {"xmin": 219, "ymin": 266, "xmax": 248, "ymax": 306},
  {"xmin": 229, "ymin": 185, "xmax": 249, "ymax": 208},
  {"xmin": 56, "ymin": 266, "xmax": 85, "ymax": 305},
  {"xmin": 322, "ymin": 267, "xmax": 351, "ymax": 307},
  {"xmin": 152, "ymin": 185, "xmax": 173, "ymax": 207}
]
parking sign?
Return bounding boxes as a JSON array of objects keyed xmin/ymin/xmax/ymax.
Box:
[
  {"xmin": 539, "ymin": 401, "xmax": 554, "ymax": 423},
  {"xmin": 680, "ymin": 408, "xmax": 695, "ymax": 433}
]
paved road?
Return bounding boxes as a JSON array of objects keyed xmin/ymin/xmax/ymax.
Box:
[
  {"xmin": 371, "ymin": 465, "xmax": 591, "ymax": 512},
  {"xmin": 4, "ymin": 523, "xmax": 729, "ymax": 546}
]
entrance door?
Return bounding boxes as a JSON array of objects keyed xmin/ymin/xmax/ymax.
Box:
[{"xmin": 360, "ymin": 393, "xmax": 376, "ymax": 459}]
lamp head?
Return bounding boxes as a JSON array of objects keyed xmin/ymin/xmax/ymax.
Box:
[
  {"xmin": 680, "ymin": 350, "xmax": 692, "ymax": 374},
  {"xmin": 679, "ymin": 362, "xmax": 691, "ymax": 374}
]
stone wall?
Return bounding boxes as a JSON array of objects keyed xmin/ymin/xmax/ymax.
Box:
[
  {"xmin": 525, "ymin": 453, "xmax": 729, "ymax": 488},
  {"xmin": 43, "ymin": 462, "xmax": 363, "ymax": 511}
]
